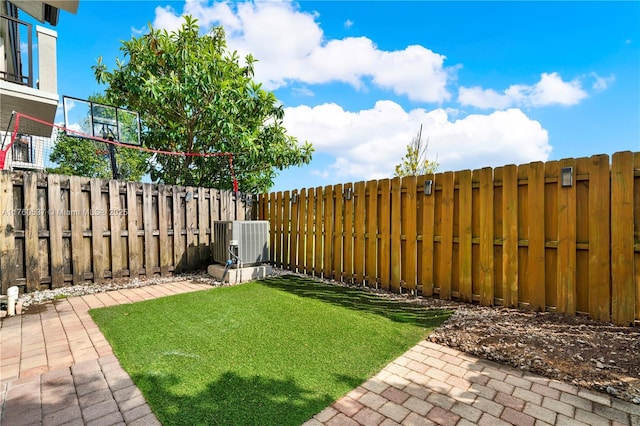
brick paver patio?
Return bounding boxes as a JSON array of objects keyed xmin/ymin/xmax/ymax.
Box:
[
  {"xmin": 304, "ymin": 342, "xmax": 640, "ymax": 426},
  {"xmin": 2, "ymin": 281, "xmax": 639, "ymax": 425},
  {"xmin": 1, "ymin": 281, "xmax": 209, "ymax": 426}
]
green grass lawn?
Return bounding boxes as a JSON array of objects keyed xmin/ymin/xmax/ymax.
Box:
[{"xmin": 90, "ymin": 275, "xmax": 451, "ymax": 426}]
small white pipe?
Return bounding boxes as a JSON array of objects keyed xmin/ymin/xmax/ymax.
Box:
[{"xmin": 7, "ymin": 286, "xmax": 18, "ymax": 316}]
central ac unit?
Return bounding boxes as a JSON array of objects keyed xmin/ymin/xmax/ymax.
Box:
[{"xmin": 212, "ymin": 221, "xmax": 269, "ymax": 267}]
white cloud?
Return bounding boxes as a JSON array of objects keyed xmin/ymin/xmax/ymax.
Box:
[
  {"xmin": 152, "ymin": 4, "xmax": 186, "ymax": 32},
  {"xmin": 531, "ymin": 73, "xmax": 587, "ymax": 106},
  {"xmin": 591, "ymin": 72, "xmax": 615, "ymax": 91},
  {"xmin": 284, "ymin": 101, "xmax": 551, "ymax": 181},
  {"xmin": 131, "ymin": 26, "xmax": 146, "ymax": 36},
  {"xmin": 66, "ymin": 123, "xmax": 84, "ymax": 134},
  {"xmin": 444, "ymin": 107, "xmax": 462, "ymax": 117},
  {"xmin": 21, "ymin": 42, "xmax": 35, "ymax": 52},
  {"xmin": 373, "ymin": 45, "xmax": 451, "ymax": 102},
  {"xmin": 344, "ymin": 19, "xmax": 354, "ymax": 29},
  {"xmin": 151, "ymin": 0, "xmax": 455, "ymax": 102},
  {"xmin": 310, "ymin": 169, "xmax": 329, "ymax": 179},
  {"xmin": 457, "ymin": 87, "xmax": 512, "ymax": 110},
  {"xmin": 459, "ymin": 72, "xmax": 588, "ymax": 109},
  {"xmin": 291, "ymin": 86, "xmax": 315, "ymax": 97}
]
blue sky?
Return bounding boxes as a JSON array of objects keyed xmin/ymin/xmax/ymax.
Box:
[{"xmin": 33, "ymin": 1, "xmax": 640, "ymax": 191}]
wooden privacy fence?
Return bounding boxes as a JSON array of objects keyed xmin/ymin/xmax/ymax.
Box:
[
  {"xmin": 0, "ymin": 171, "xmax": 255, "ymax": 294},
  {"xmin": 260, "ymin": 151, "xmax": 640, "ymax": 326}
]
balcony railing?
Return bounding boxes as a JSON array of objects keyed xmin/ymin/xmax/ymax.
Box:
[
  {"xmin": 0, "ymin": 13, "xmax": 34, "ymax": 88},
  {"xmin": 12, "ymin": 134, "xmax": 34, "ymax": 163}
]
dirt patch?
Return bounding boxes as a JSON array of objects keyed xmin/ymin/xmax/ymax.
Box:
[{"xmin": 428, "ymin": 305, "xmax": 640, "ymax": 404}]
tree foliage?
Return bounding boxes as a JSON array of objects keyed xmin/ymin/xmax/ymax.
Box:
[
  {"xmin": 93, "ymin": 16, "xmax": 313, "ymax": 193},
  {"xmin": 394, "ymin": 125, "xmax": 439, "ymax": 177},
  {"xmin": 48, "ymin": 94, "xmax": 149, "ymax": 181}
]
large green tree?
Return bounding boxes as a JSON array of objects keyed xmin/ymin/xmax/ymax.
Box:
[
  {"xmin": 394, "ymin": 125, "xmax": 439, "ymax": 177},
  {"xmin": 48, "ymin": 94, "xmax": 149, "ymax": 181},
  {"xmin": 93, "ymin": 16, "xmax": 312, "ymax": 193}
]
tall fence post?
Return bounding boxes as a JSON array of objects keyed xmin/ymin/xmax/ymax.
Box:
[
  {"xmin": 588, "ymin": 154, "xmax": 611, "ymax": 322},
  {"xmin": 390, "ymin": 177, "xmax": 401, "ymax": 293},
  {"xmin": 0, "ymin": 171, "xmax": 16, "ymax": 294},
  {"xmin": 501, "ymin": 165, "xmax": 518, "ymax": 308},
  {"xmin": 478, "ymin": 167, "xmax": 494, "ymax": 306},
  {"xmin": 528, "ymin": 162, "xmax": 545, "ymax": 311},
  {"xmin": 420, "ymin": 174, "xmax": 436, "ymax": 297},
  {"xmin": 365, "ymin": 180, "xmax": 378, "ymax": 288},
  {"xmin": 611, "ymin": 152, "xmax": 635, "ymax": 325}
]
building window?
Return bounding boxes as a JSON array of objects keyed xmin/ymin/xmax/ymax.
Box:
[{"xmin": 13, "ymin": 134, "xmax": 33, "ymax": 163}]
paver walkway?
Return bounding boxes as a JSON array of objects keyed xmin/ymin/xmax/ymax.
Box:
[
  {"xmin": 0, "ymin": 281, "xmax": 210, "ymax": 425},
  {"xmin": 1, "ymin": 282, "xmax": 639, "ymax": 426},
  {"xmin": 304, "ymin": 342, "xmax": 640, "ymax": 426}
]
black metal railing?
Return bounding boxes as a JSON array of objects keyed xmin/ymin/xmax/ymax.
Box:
[
  {"xmin": 12, "ymin": 134, "xmax": 34, "ymax": 163},
  {"xmin": 0, "ymin": 13, "xmax": 34, "ymax": 87}
]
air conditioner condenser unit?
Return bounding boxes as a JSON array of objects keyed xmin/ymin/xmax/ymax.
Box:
[{"xmin": 212, "ymin": 220, "xmax": 269, "ymax": 267}]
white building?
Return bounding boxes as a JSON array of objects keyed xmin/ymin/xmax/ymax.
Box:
[{"xmin": 0, "ymin": 0, "xmax": 78, "ymax": 171}]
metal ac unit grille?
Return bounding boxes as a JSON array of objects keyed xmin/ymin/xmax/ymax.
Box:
[{"xmin": 212, "ymin": 221, "xmax": 269, "ymax": 266}]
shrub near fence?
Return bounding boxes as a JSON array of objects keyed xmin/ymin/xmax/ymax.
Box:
[
  {"xmin": 0, "ymin": 171, "xmax": 255, "ymax": 294},
  {"xmin": 259, "ymin": 152, "xmax": 640, "ymax": 326}
]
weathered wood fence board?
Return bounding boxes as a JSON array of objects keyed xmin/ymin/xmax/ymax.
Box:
[
  {"xmin": 611, "ymin": 151, "xmax": 635, "ymax": 325},
  {"xmin": 303, "ymin": 189, "xmax": 313, "ymax": 275},
  {"xmin": 0, "ymin": 171, "xmax": 254, "ymax": 294},
  {"xmin": 260, "ymin": 152, "xmax": 640, "ymax": 325}
]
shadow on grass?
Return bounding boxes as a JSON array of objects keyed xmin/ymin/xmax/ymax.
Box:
[
  {"xmin": 261, "ymin": 275, "xmax": 453, "ymax": 328},
  {"xmin": 135, "ymin": 370, "xmax": 335, "ymax": 426}
]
